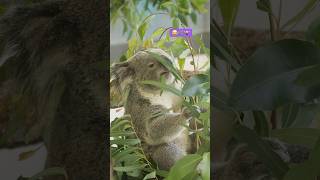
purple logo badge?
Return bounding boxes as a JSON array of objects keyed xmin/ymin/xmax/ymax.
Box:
[{"xmin": 169, "ymin": 28, "xmax": 192, "ymax": 37}]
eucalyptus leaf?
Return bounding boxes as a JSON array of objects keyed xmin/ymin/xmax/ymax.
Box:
[
  {"xmin": 166, "ymin": 154, "xmax": 202, "ymax": 180},
  {"xmin": 218, "ymin": 0, "xmax": 240, "ymax": 37},
  {"xmin": 143, "ymin": 171, "xmax": 156, "ymax": 180},
  {"xmin": 172, "ymin": 18, "xmax": 180, "ymax": 28},
  {"xmin": 253, "ymin": 110, "xmax": 269, "ymax": 137},
  {"xmin": 113, "ymin": 164, "xmax": 146, "ymax": 172},
  {"xmin": 256, "ymin": 0, "xmax": 272, "ymax": 13},
  {"xmin": 295, "ymin": 64, "xmax": 320, "ymax": 87},
  {"xmin": 138, "ymin": 22, "xmax": 148, "ymax": 41},
  {"xmin": 271, "ymin": 128, "xmax": 320, "ymax": 148},
  {"xmin": 110, "ymin": 139, "xmax": 141, "ymax": 146},
  {"xmin": 198, "ymin": 152, "xmax": 210, "ymax": 180},
  {"xmin": 229, "ymin": 39, "xmax": 320, "ymax": 110},
  {"xmin": 113, "ymin": 147, "xmax": 140, "ymax": 161},
  {"xmin": 210, "ymin": 21, "xmax": 240, "ymax": 70},
  {"xmin": 19, "ymin": 145, "xmax": 42, "ymax": 161},
  {"xmin": 281, "ymin": 104, "xmax": 300, "ymax": 128},
  {"xmin": 306, "ymin": 16, "xmax": 320, "ymax": 47},
  {"xmin": 212, "ymin": 86, "xmax": 231, "ymax": 110},
  {"xmin": 283, "ymin": 163, "xmax": 315, "ymax": 180},
  {"xmin": 190, "ymin": 11, "xmax": 197, "ymax": 24},
  {"xmin": 281, "ymin": 0, "xmax": 320, "ymax": 30},
  {"xmin": 182, "ymin": 74, "xmax": 209, "ymax": 96}
]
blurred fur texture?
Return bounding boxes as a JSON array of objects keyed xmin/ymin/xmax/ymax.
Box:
[{"xmin": 0, "ymin": 0, "xmax": 107, "ymax": 179}]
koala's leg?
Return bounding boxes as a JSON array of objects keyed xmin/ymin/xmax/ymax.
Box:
[{"xmin": 151, "ymin": 143, "xmax": 186, "ymax": 170}]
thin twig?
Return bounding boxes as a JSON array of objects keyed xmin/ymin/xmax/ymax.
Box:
[
  {"xmin": 185, "ymin": 37, "xmax": 197, "ymax": 72},
  {"xmin": 157, "ymin": 26, "xmax": 173, "ymax": 41}
]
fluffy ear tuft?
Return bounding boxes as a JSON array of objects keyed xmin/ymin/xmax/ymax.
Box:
[{"xmin": 110, "ymin": 61, "xmax": 134, "ymax": 107}]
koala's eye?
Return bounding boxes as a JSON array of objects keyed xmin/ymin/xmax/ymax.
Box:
[{"xmin": 148, "ymin": 63, "xmax": 154, "ymax": 68}]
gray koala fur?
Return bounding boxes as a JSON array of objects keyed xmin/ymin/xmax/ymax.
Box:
[
  {"xmin": 111, "ymin": 49, "xmax": 191, "ymax": 170},
  {"xmin": 213, "ymin": 138, "xmax": 310, "ymax": 180}
]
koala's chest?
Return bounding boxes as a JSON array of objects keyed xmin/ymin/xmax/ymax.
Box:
[{"xmin": 143, "ymin": 91, "xmax": 183, "ymax": 111}]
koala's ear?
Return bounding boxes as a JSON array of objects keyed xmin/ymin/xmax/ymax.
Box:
[
  {"xmin": 110, "ymin": 79, "xmax": 124, "ymax": 108},
  {"xmin": 110, "ymin": 61, "xmax": 134, "ymax": 107},
  {"xmin": 111, "ymin": 61, "xmax": 134, "ymax": 82}
]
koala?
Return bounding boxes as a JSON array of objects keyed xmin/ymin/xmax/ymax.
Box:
[
  {"xmin": 213, "ymin": 138, "xmax": 310, "ymax": 180},
  {"xmin": 111, "ymin": 48, "xmax": 191, "ymax": 170}
]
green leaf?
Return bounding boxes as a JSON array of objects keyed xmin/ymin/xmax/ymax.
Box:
[
  {"xmin": 210, "ymin": 21, "xmax": 241, "ymax": 70},
  {"xmin": 182, "ymin": 74, "xmax": 209, "ymax": 96},
  {"xmin": 198, "ymin": 152, "xmax": 210, "ymax": 180},
  {"xmin": 290, "ymin": 104, "xmax": 319, "ymax": 128},
  {"xmin": 172, "ymin": 18, "xmax": 180, "ymax": 28},
  {"xmin": 233, "ymin": 125, "xmax": 289, "ymax": 179},
  {"xmin": 160, "ymin": 1, "xmax": 176, "ymax": 9},
  {"xmin": 256, "ymin": 0, "xmax": 272, "ymax": 13},
  {"xmin": 122, "ymin": 20, "xmax": 128, "ymax": 35},
  {"xmin": 306, "ymin": 16, "xmax": 320, "ymax": 47},
  {"xmin": 138, "ymin": 22, "xmax": 148, "ymax": 41},
  {"xmin": 281, "ymin": 104, "xmax": 300, "ymax": 128},
  {"xmin": 166, "ymin": 154, "xmax": 202, "ymax": 180},
  {"xmin": 170, "ymin": 38, "xmax": 189, "ymax": 57},
  {"xmin": 18, "ymin": 145, "xmax": 42, "ymax": 161},
  {"xmin": 229, "ymin": 39, "xmax": 320, "ymax": 110},
  {"xmin": 111, "ymin": 139, "xmax": 141, "ymax": 146},
  {"xmin": 218, "ymin": 0, "xmax": 240, "ymax": 37},
  {"xmin": 190, "ymin": 12, "xmax": 197, "ymax": 24},
  {"xmin": 179, "ymin": 49, "xmax": 191, "ymax": 59},
  {"xmin": 308, "ymin": 136, "xmax": 320, "ymax": 175},
  {"xmin": 111, "ymin": 131, "xmax": 135, "ymax": 136},
  {"xmin": 191, "ymin": 0, "xmax": 208, "ymax": 13},
  {"xmin": 195, "ymin": 35, "xmax": 210, "ymax": 56},
  {"xmin": 143, "ymin": 171, "xmax": 156, "ymax": 180},
  {"xmin": 152, "ymin": 27, "xmax": 165, "ymax": 38},
  {"xmin": 212, "ymin": 86, "xmax": 232, "ymax": 110},
  {"xmin": 156, "ymin": 169, "xmax": 169, "ymax": 177},
  {"xmin": 283, "ymin": 163, "xmax": 315, "ymax": 180},
  {"xmin": 178, "ymin": 14, "xmax": 188, "ymax": 26},
  {"xmin": 178, "ymin": 58, "xmax": 186, "ymax": 71},
  {"xmin": 281, "ymin": 0, "xmax": 320, "ymax": 30},
  {"xmin": 295, "ymin": 64, "xmax": 320, "ymax": 87},
  {"xmin": 0, "ymin": 5, "xmax": 6, "ymax": 15},
  {"xmin": 111, "ymin": 119, "xmax": 131, "ymax": 131},
  {"xmin": 113, "ymin": 164, "xmax": 146, "ymax": 172},
  {"xmin": 113, "ymin": 147, "xmax": 140, "ymax": 161},
  {"xmin": 29, "ymin": 167, "xmax": 68, "ymax": 180},
  {"xmin": 271, "ymin": 128, "xmax": 320, "ymax": 148},
  {"xmin": 252, "ymin": 110, "xmax": 269, "ymax": 137}
]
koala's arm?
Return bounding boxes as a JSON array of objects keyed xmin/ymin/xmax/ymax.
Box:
[{"xmin": 144, "ymin": 107, "xmax": 190, "ymax": 145}]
